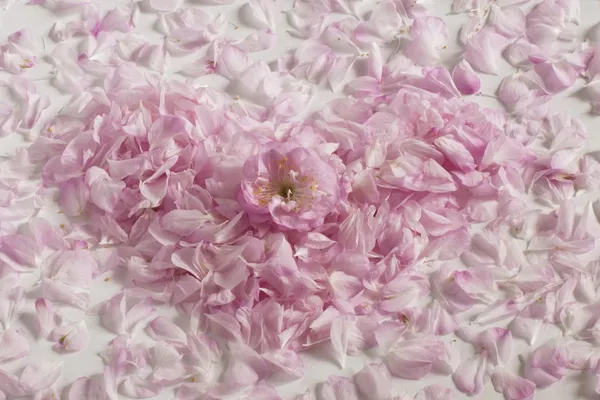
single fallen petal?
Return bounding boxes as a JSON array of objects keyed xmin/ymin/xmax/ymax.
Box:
[
  {"xmin": 51, "ymin": 320, "xmax": 90, "ymax": 352},
  {"xmin": 146, "ymin": 316, "xmax": 188, "ymax": 345},
  {"xmin": 0, "ymin": 328, "xmax": 29, "ymax": 362},
  {"xmin": 320, "ymin": 376, "xmax": 359, "ymax": 400},
  {"xmin": 452, "ymin": 59, "xmax": 481, "ymax": 95},
  {"xmin": 354, "ymin": 363, "xmax": 393, "ymax": 400},
  {"xmin": 20, "ymin": 361, "xmax": 63, "ymax": 393}
]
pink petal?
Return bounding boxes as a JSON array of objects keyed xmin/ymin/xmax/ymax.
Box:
[
  {"xmin": 51, "ymin": 320, "xmax": 90, "ymax": 352},
  {"xmin": 240, "ymin": 0, "xmax": 277, "ymax": 30},
  {"xmin": 41, "ymin": 278, "xmax": 90, "ymax": 310},
  {"xmin": 466, "ymin": 27, "xmax": 508, "ymax": 74},
  {"xmin": 524, "ymin": 338, "xmax": 569, "ymax": 387},
  {"xmin": 533, "ymin": 60, "xmax": 578, "ymax": 93},
  {"xmin": 146, "ymin": 316, "xmax": 187, "ymax": 345},
  {"xmin": 0, "ymin": 328, "xmax": 29, "ymax": 362},
  {"xmin": 85, "ymin": 167, "xmax": 125, "ymax": 213},
  {"xmin": 35, "ymin": 298, "xmax": 58, "ymax": 339},
  {"xmin": 20, "ymin": 361, "xmax": 63, "ymax": 394},
  {"xmin": 328, "ymin": 55, "xmax": 355, "ymax": 91},
  {"xmin": 0, "ymin": 286, "xmax": 23, "ymax": 329},
  {"xmin": 434, "ymin": 135, "xmax": 476, "ymax": 171},
  {"xmin": 96, "ymin": 292, "xmax": 155, "ymax": 335},
  {"xmin": 354, "ymin": 363, "xmax": 393, "ymax": 400},
  {"xmin": 262, "ymin": 349, "xmax": 304, "ymax": 380},
  {"xmin": 504, "ymin": 39, "xmax": 540, "ymax": 68},
  {"xmin": 489, "ymin": 4, "xmax": 526, "ymax": 37},
  {"xmin": 68, "ymin": 377, "xmax": 109, "ymax": 400},
  {"xmin": 0, "ymin": 234, "xmax": 39, "ymax": 271},
  {"xmin": 423, "ymin": 67, "xmax": 461, "ymax": 97},
  {"xmin": 237, "ymin": 29, "xmax": 276, "ymax": 52},
  {"xmin": 320, "ymin": 376, "xmax": 359, "ymax": 400},
  {"xmin": 405, "ymin": 17, "xmax": 449, "ymax": 66},
  {"xmin": 216, "ymin": 45, "xmax": 251, "ymax": 80},
  {"xmin": 330, "ymin": 316, "xmax": 351, "ymax": 368},
  {"xmin": 385, "ymin": 337, "xmax": 445, "ymax": 379},
  {"xmin": 46, "ymin": 249, "xmax": 96, "ymax": 288},
  {"xmin": 0, "ymin": 368, "xmax": 24, "ymax": 397},
  {"xmin": 368, "ymin": 43, "xmax": 383, "ymax": 82},
  {"xmin": 222, "ymin": 342, "xmax": 268, "ymax": 387},
  {"xmin": 452, "ymin": 59, "xmax": 481, "ymax": 95},
  {"xmin": 476, "ymin": 327, "xmax": 513, "ymax": 366},
  {"xmin": 414, "ymin": 384, "xmax": 454, "ymax": 400},
  {"xmin": 58, "ymin": 178, "xmax": 88, "ymax": 217},
  {"xmin": 28, "ymin": 217, "xmax": 67, "ymax": 250},
  {"xmin": 491, "ymin": 368, "xmax": 536, "ymax": 400},
  {"xmin": 120, "ymin": 375, "xmax": 161, "ymax": 398},
  {"xmin": 452, "ymin": 354, "xmax": 489, "ymax": 395}
]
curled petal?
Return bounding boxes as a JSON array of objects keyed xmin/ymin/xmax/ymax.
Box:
[
  {"xmin": 51, "ymin": 320, "xmax": 90, "ymax": 352},
  {"xmin": 452, "ymin": 59, "xmax": 481, "ymax": 95}
]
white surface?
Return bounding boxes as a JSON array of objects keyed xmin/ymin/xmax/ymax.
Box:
[{"xmin": 1, "ymin": 1, "xmax": 600, "ymax": 399}]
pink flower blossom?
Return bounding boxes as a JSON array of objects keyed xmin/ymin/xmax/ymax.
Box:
[{"xmin": 240, "ymin": 144, "xmax": 341, "ymax": 231}]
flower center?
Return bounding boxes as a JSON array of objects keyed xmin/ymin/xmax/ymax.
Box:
[{"xmin": 277, "ymin": 182, "xmax": 295, "ymax": 200}]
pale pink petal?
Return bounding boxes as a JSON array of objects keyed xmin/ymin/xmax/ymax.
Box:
[
  {"xmin": 489, "ymin": 5, "xmax": 526, "ymax": 37},
  {"xmin": 148, "ymin": 342, "xmax": 185, "ymax": 381},
  {"xmin": 368, "ymin": 42, "xmax": 383, "ymax": 82},
  {"xmin": 509, "ymin": 315, "xmax": 543, "ymax": 346},
  {"xmin": 452, "ymin": 59, "xmax": 481, "ymax": 95},
  {"xmin": 434, "ymin": 135, "xmax": 475, "ymax": 171},
  {"xmin": 354, "ymin": 363, "xmax": 393, "ymax": 400},
  {"xmin": 491, "ymin": 367, "xmax": 536, "ymax": 400},
  {"xmin": 423, "ymin": 67, "xmax": 461, "ymax": 97},
  {"xmin": 51, "ymin": 320, "xmax": 89, "ymax": 352},
  {"xmin": 0, "ymin": 328, "xmax": 29, "ymax": 362},
  {"xmin": 216, "ymin": 45, "xmax": 251, "ymax": 80},
  {"xmin": 262, "ymin": 349, "xmax": 304, "ymax": 380},
  {"xmin": 466, "ymin": 28, "xmax": 508, "ymax": 74},
  {"xmin": 328, "ymin": 55, "xmax": 355, "ymax": 91},
  {"xmin": 35, "ymin": 298, "xmax": 58, "ymax": 339},
  {"xmin": 240, "ymin": 0, "xmax": 277, "ymax": 30},
  {"xmin": 222, "ymin": 342, "xmax": 268, "ymax": 387},
  {"xmin": 146, "ymin": 316, "xmax": 187, "ymax": 345},
  {"xmin": 504, "ymin": 39, "xmax": 540, "ymax": 68},
  {"xmin": 330, "ymin": 316, "xmax": 351, "ymax": 368},
  {"xmin": 68, "ymin": 377, "xmax": 109, "ymax": 400},
  {"xmin": 237, "ymin": 29, "xmax": 276, "ymax": 52},
  {"xmin": 96, "ymin": 292, "xmax": 156, "ymax": 336},
  {"xmin": 0, "ymin": 286, "xmax": 24, "ymax": 329},
  {"xmin": 0, "ymin": 368, "xmax": 24, "ymax": 397},
  {"xmin": 533, "ymin": 60, "xmax": 578, "ymax": 94},
  {"xmin": 0, "ymin": 234, "xmax": 39, "ymax": 271},
  {"xmin": 405, "ymin": 17, "xmax": 449, "ymax": 66},
  {"xmin": 58, "ymin": 178, "xmax": 88, "ymax": 217},
  {"xmin": 20, "ymin": 361, "xmax": 63, "ymax": 394},
  {"xmin": 120, "ymin": 375, "xmax": 161, "ymax": 398},
  {"xmin": 320, "ymin": 376, "xmax": 359, "ymax": 400},
  {"xmin": 28, "ymin": 217, "xmax": 67, "ymax": 250},
  {"xmin": 41, "ymin": 278, "xmax": 90, "ymax": 310},
  {"xmin": 452, "ymin": 354, "xmax": 489, "ymax": 395},
  {"xmin": 85, "ymin": 167, "xmax": 125, "ymax": 213},
  {"xmin": 524, "ymin": 338, "xmax": 569, "ymax": 387},
  {"xmin": 414, "ymin": 384, "xmax": 454, "ymax": 400},
  {"xmin": 386, "ymin": 337, "xmax": 445, "ymax": 379}
]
